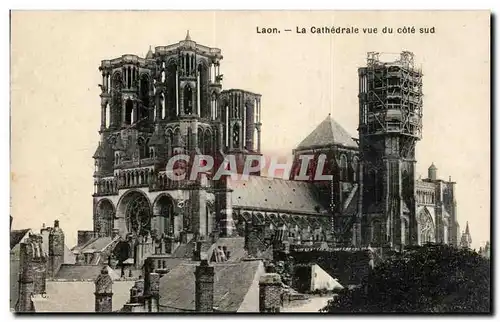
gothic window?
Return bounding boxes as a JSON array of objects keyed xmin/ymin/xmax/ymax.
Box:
[
  {"xmin": 418, "ymin": 210, "xmax": 435, "ymax": 244},
  {"xmin": 204, "ymin": 130, "xmax": 212, "ymax": 156},
  {"xmin": 125, "ymin": 193, "xmax": 151, "ymax": 236},
  {"xmin": 211, "ymin": 93, "xmax": 217, "ymax": 120},
  {"xmin": 198, "ymin": 128, "xmax": 204, "ymax": 154},
  {"xmin": 160, "ymin": 93, "xmax": 166, "ymax": 120},
  {"xmin": 352, "ymin": 157, "xmax": 359, "ymax": 182},
  {"xmin": 184, "ymin": 84, "xmax": 193, "ymax": 115},
  {"xmin": 127, "ymin": 66, "xmax": 132, "ymax": 89},
  {"xmin": 156, "ymin": 196, "xmax": 175, "ymax": 236},
  {"xmin": 339, "ymin": 154, "xmax": 348, "ymax": 181},
  {"xmin": 198, "ymin": 64, "xmax": 209, "ymax": 118},
  {"xmin": 125, "ymin": 99, "xmax": 133, "ymax": 125},
  {"xmin": 138, "ymin": 137, "xmax": 148, "ymax": 159},
  {"xmin": 105, "ymin": 102, "xmax": 110, "ymax": 129},
  {"xmin": 233, "ymin": 123, "xmax": 240, "ymax": 148},
  {"xmin": 112, "ymin": 72, "xmax": 122, "ymax": 126},
  {"xmin": 166, "ymin": 63, "xmax": 177, "ymax": 115}
]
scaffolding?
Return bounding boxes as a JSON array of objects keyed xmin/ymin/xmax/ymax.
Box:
[{"xmin": 360, "ymin": 51, "xmax": 423, "ymax": 144}]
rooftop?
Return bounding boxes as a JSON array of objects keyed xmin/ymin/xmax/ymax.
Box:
[{"xmin": 296, "ymin": 114, "xmax": 358, "ymax": 150}]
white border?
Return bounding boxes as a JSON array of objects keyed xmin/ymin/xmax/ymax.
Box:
[{"xmin": 3, "ymin": 2, "xmax": 497, "ymax": 322}]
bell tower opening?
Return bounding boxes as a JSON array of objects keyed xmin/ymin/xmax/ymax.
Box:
[{"xmin": 184, "ymin": 84, "xmax": 193, "ymax": 115}]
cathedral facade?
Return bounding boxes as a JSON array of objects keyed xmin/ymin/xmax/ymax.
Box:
[{"xmin": 88, "ymin": 34, "xmax": 463, "ymax": 264}]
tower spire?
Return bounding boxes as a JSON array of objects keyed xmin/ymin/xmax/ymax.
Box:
[{"xmin": 185, "ymin": 30, "xmax": 191, "ymax": 41}]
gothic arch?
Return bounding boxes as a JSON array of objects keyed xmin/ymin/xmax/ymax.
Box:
[
  {"xmin": 183, "ymin": 84, "xmax": 193, "ymax": 115},
  {"xmin": 138, "ymin": 137, "xmax": 148, "ymax": 159},
  {"xmin": 117, "ymin": 190, "xmax": 152, "ymax": 236},
  {"xmin": 152, "ymin": 193, "xmax": 176, "ymax": 237},
  {"xmin": 418, "ymin": 207, "xmax": 435, "ymax": 244},
  {"xmin": 232, "ymin": 123, "xmax": 240, "ymax": 148}
]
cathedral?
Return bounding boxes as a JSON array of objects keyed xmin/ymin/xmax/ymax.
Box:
[{"xmin": 86, "ymin": 33, "xmax": 464, "ymax": 267}]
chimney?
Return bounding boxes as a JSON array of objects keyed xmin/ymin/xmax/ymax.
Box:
[
  {"xmin": 195, "ymin": 259, "xmax": 214, "ymax": 312},
  {"xmin": 259, "ymin": 269, "xmax": 282, "ymax": 313},
  {"xmin": 245, "ymin": 221, "xmax": 259, "ymax": 258},
  {"xmin": 48, "ymin": 220, "xmax": 65, "ymax": 277},
  {"xmin": 144, "ymin": 272, "xmax": 160, "ymax": 312},
  {"xmin": 129, "ymin": 279, "xmax": 144, "ymax": 304},
  {"xmin": 16, "ymin": 234, "xmax": 46, "ymax": 312},
  {"xmin": 94, "ymin": 267, "xmax": 113, "ymax": 312}
]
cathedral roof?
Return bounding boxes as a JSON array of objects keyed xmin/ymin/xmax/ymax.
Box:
[
  {"xmin": 296, "ymin": 114, "xmax": 358, "ymax": 150},
  {"xmin": 229, "ymin": 176, "xmax": 327, "ymax": 215}
]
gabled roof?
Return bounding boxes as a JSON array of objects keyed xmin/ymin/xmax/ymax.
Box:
[
  {"xmin": 297, "ymin": 114, "xmax": 357, "ymax": 150},
  {"xmin": 230, "ymin": 176, "xmax": 327, "ymax": 215},
  {"xmin": 54, "ymin": 264, "xmax": 120, "ymax": 281},
  {"xmin": 159, "ymin": 261, "xmax": 264, "ymax": 312},
  {"xmin": 10, "ymin": 229, "xmax": 30, "ymax": 250}
]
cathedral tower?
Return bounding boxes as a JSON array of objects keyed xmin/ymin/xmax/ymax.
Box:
[
  {"xmin": 92, "ymin": 33, "xmax": 263, "ymax": 246},
  {"xmin": 358, "ymin": 52, "xmax": 423, "ymax": 249}
]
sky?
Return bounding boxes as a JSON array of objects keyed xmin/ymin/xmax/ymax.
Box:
[{"xmin": 10, "ymin": 11, "xmax": 490, "ymax": 249}]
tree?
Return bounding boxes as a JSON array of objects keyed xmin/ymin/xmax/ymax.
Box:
[{"xmin": 321, "ymin": 244, "xmax": 491, "ymax": 313}]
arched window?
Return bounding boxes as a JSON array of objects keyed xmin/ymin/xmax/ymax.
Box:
[
  {"xmin": 198, "ymin": 63, "xmax": 209, "ymax": 118},
  {"xmin": 339, "ymin": 154, "xmax": 348, "ymax": 181},
  {"xmin": 166, "ymin": 63, "xmax": 177, "ymax": 116},
  {"xmin": 161, "ymin": 93, "xmax": 166, "ymax": 120},
  {"xmin": 155, "ymin": 195, "xmax": 175, "ymax": 236},
  {"xmin": 112, "ymin": 72, "xmax": 122, "ymax": 127},
  {"xmin": 233, "ymin": 123, "xmax": 240, "ymax": 148},
  {"xmin": 352, "ymin": 157, "xmax": 359, "ymax": 182},
  {"xmin": 124, "ymin": 192, "xmax": 151, "ymax": 236},
  {"xmin": 184, "ymin": 84, "xmax": 193, "ymax": 115},
  {"xmin": 127, "ymin": 66, "xmax": 132, "ymax": 89},
  {"xmin": 105, "ymin": 102, "xmax": 110, "ymax": 129},
  {"xmin": 125, "ymin": 99, "xmax": 133, "ymax": 125},
  {"xmin": 418, "ymin": 210, "xmax": 435, "ymax": 244},
  {"xmin": 138, "ymin": 137, "xmax": 148, "ymax": 159}
]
